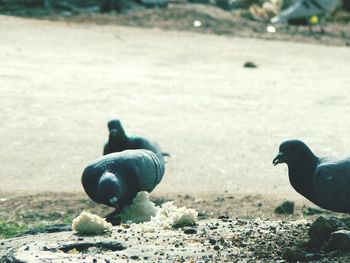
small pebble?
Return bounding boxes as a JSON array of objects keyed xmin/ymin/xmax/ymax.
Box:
[
  {"xmin": 183, "ymin": 227, "xmax": 197, "ymax": 235},
  {"xmin": 209, "ymin": 239, "xmax": 217, "ymax": 245},
  {"xmin": 244, "ymin": 62, "xmax": 257, "ymax": 68},
  {"xmin": 275, "ymin": 201, "xmax": 294, "ymax": 215}
]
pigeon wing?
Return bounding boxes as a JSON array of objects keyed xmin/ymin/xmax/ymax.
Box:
[
  {"xmin": 81, "ymin": 165, "xmax": 102, "ymax": 204},
  {"xmin": 129, "ymin": 136, "xmax": 164, "ymax": 160},
  {"xmin": 313, "ymin": 158, "xmax": 350, "ymax": 212}
]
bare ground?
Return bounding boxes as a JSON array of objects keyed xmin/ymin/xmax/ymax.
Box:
[
  {"xmin": 1, "ymin": 13, "xmax": 350, "ymax": 261},
  {"xmin": 0, "ymin": 218, "xmax": 312, "ymax": 262},
  {"xmin": 0, "ymin": 192, "xmax": 339, "ymax": 228},
  {"xmin": 1, "ymin": 15, "xmax": 350, "ymax": 198},
  {"xmin": 37, "ymin": 4, "xmax": 350, "ymax": 47}
]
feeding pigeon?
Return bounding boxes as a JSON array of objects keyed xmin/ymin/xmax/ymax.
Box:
[
  {"xmin": 273, "ymin": 139, "xmax": 350, "ymax": 213},
  {"xmin": 270, "ymin": 0, "xmax": 340, "ymax": 25},
  {"xmin": 103, "ymin": 119, "xmax": 169, "ymax": 158},
  {"xmin": 82, "ymin": 149, "xmax": 165, "ymax": 222}
]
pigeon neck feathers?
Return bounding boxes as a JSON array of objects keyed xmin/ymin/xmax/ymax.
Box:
[
  {"xmin": 287, "ymin": 150, "xmax": 319, "ymax": 199},
  {"xmin": 108, "ymin": 131, "xmax": 129, "ymax": 151},
  {"xmin": 109, "ymin": 132, "xmax": 128, "ymax": 144}
]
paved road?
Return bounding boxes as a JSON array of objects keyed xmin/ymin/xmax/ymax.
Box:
[{"xmin": 1, "ymin": 15, "xmax": 350, "ymax": 198}]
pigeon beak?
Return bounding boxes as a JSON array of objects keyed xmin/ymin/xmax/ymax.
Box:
[{"xmin": 273, "ymin": 152, "xmax": 285, "ymax": 166}]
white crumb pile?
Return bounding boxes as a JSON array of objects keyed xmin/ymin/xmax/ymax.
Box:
[
  {"xmin": 120, "ymin": 191, "xmax": 198, "ymax": 232},
  {"xmin": 140, "ymin": 201, "xmax": 198, "ymax": 232},
  {"xmin": 119, "ymin": 191, "xmax": 159, "ymax": 223},
  {"xmin": 72, "ymin": 211, "xmax": 112, "ymax": 235}
]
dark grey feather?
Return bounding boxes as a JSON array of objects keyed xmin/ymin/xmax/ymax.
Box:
[
  {"xmin": 312, "ymin": 157, "xmax": 350, "ymax": 212},
  {"xmin": 82, "ymin": 149, "xmax": 165, "ymax": 211}
]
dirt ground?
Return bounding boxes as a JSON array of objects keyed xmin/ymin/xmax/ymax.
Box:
[
  {"xmin": 0, "ymin": 218, "xmax": 313, "ymax": 262},
  {"xmin": 1, "ymin": 14, "xmax": 350, "ymax": 197},
  {"xmin": 51, "ymin": 4, "xmax": 350, "ymax": 47},
  {"xmin": 1, "ymin": 12, "xmax": 350, "ymax": 211},
  {"xmin": 0, "ymin": 191, "xmax": 341, "ymax": 228},
  {"xmin": 1, "ymin": 11, "xmax": 350, "ymax": 261},
  {"xmin": 3, "ymin": 3, "xmax": 350, "ymax": 46}
]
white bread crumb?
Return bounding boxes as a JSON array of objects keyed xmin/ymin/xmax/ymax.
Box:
[
  {"xmin": 119, "ymin": 191, "xmax": 159, "ymax": 223},
  {"xmin": 72, "ymin": 211, "xmax": 112, "ymax": 235},
  {"xmin": 120, "ymin": 191, "xmax": 198, "ymax": 232}
]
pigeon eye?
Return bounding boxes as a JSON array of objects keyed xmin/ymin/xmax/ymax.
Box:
[{"xmin": 289, "ymin": 145, "xmax": 296, "ymax": 152}]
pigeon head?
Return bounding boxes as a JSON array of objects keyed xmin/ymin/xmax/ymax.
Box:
[
  {"xmin": 98, "ymin": 172, "xmax": 125, "ymax": 211},
  {"xmin": 273, "ymin": 140, "xmax": 319, "ymax": 201},
  {"xmin": 273, "ymin": 140, "xmax": 314, "ymax": 166},
  {"xmin": 107, "ymin": 119, "xmax": 125, "ymax": 139}
]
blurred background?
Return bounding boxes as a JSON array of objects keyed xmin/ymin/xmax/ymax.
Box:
[{"xmin": 0, "ymin": 0, "xmax": 350, "ymax": 235}]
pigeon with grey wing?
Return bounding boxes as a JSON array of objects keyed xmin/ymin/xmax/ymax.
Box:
[
  {"xmin": 82, "ymin": 149, "xmax": 165, "ymax": 223},
  {"xmin": 273, "ymin": 139, "xmax": 350, "ymax": 213},
  {"xmin": 103, "ymin": 119, "xmax": 169, "ymax": 158}
]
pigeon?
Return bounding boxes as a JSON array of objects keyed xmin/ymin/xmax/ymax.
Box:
[
  {"xmin": 103, "ymin": 119, "xmax": 169, "ymax": 158},
  {"xmin": 273, "ymin": 139, "xmax": 350, "ymax": 213},
  {"xmin": 270, "ymin": 0, "xmax": 340, "ymax": 25},
  {"xmin": 82, "ymin": 149, "xmax": 165, "ymax": 221},
  {"xmin": 139, "ymin": 0, "xmax": 168, "ymax": 8}
]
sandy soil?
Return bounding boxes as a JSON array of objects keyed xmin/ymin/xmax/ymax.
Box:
[
  {"xmin": 1, "ymin": 14, "xmax": 350, "ymax": 261},
  {"xmin": 53, "ymin": 4, "xmax": 350, "ymax": 47},
  {"xmin": 0, "ymin": 218, "xmax": 312, "ymax": 262},
  {"xmin": 0, "ymin": 191, "xmax": 340, "ymax": 228},
  {"xmin": 1, "ymin": 206, "xmax": 349, "ymax": 262},
  {"xmin": 1, "ymin": 15, "xmax": 350, "ymax": 200}
]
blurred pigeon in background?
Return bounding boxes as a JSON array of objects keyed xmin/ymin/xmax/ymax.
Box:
[
  {"xmin": 271, "ymin": 0, "xmax": 340, "ymax": 24},
  {"xmin": 100, "ymin": 0, "xmax": 167, "ymax": 13},
  {"xmin": 137, "ymin": 0, "xmax": 168, "ymax": 8},
  {"xmin": 273, "ymin": 139, "xmax": 350, "ymax": 213},
  {"xmin": 103, "ymin": 119, "xmax": 169, "ymax": 158}
]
